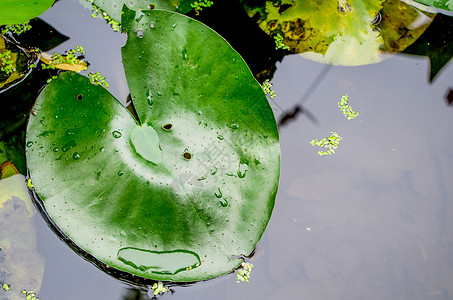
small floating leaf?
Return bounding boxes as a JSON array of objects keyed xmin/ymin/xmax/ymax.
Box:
[
  {"xmin": 310, "ymin": 132, "xmax": 342, "ymax": 156},
  {"xmin": 236, "ymin": 262, "xmax": 253, "ymax": 283},
  {"xmin": 338, "ymin": 94, "xmax": 359, "ymax": 120},
  {"xmin": 151, "ymin": 282, "xmax": 169, "ymax": 296},
  {"xmin": 130, "ymin": 125, "xmax": 162, "ymax": 164}
]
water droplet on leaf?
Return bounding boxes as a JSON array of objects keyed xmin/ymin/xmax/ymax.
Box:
[
  {"xmin": 146, "ymin": 90, "xmax": 154, "ymax": 107},
  {"xmin": 214, "ymin": 188, "xmax": 222, "ymax": 198},
  {"xmin": 73, "ymin": 152, "xmax": 80, "ymax": 160},
  {"xmin": 112, "ymin": 131, "xmax": 122, "ymax": 138},
  {"xmin": 62, "ymin": 140, "xmax": 77, "ymax": 152}
]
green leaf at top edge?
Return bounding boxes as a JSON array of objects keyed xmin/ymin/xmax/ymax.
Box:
[
  {"xmin": 26, "ymin": 8, "xmax": 280, "ymax": 282},
  {"xmin": 0, "ymin": 0, "xmax": 55, "ymax": 26}
]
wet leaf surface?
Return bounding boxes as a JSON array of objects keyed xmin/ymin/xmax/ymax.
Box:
[
  {"xmin": 40, "ymin": 52, "xmax": 87, "ymax": 72},
  {"xmin": 403, "ymin": 13, "xmax": 453, "ymax": 81},
  {"xmin": 25, "ymin": 8, "xmax": 280, "ymax": 282}
]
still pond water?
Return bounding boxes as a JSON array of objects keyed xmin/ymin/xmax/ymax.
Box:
[{"xmin": 2, "ymin": 0, "xmax": 453, "ymax": 299}]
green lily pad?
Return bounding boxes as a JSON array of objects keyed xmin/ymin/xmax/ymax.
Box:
[
  {"xmin": 26, "ymin": 8, "xmax": 280, "ymax": 282},
  {"xmin": 80, "ymin": 0, "xmax": 195, "ymax": 24},
  {"xmin": 240, "ymin": 0, "xmax": 434, "ymax": 65},
  {"xmin": 0, "ymin": 0, "xmax": 55, "ymax": 26}
]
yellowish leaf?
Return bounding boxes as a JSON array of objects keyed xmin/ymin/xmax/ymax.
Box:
[{"xmin": 40, "ymin": 52, "xmax": 87, "ymax": 72}]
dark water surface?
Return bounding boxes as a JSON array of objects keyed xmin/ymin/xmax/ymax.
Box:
[{"xmin": 11, "ymin": 0, "xmax": 453, "ymax": 299}]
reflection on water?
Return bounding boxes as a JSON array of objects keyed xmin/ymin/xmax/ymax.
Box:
[{"xmin": 262, "ymin": 54, "xmax": 453, "ymax": 300}]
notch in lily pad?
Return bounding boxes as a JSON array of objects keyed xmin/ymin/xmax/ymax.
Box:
[{"xmin": 130, "ymin": 125, "xmax": 162, "ymax": 164}]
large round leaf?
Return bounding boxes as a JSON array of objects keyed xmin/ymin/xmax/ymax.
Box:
[
  {"xmin": 26, "ymin": 8, "xmax": 280, "ymax": 282},
  {"xmin": 0, "ymin": 170, "xmax": 44, "ymax": 299},
  {"xmin": 0, "ymin": 0, "xmax": 55, "ymax": 26}
]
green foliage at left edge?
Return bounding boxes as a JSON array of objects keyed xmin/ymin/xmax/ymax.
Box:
[
  {"xmin": 26, "ymin": 8, "xmax": 280, "ymax": 282},
  {"xmin": 0, "ymin": 0, "xmax": 55, "ymax": 26}
]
